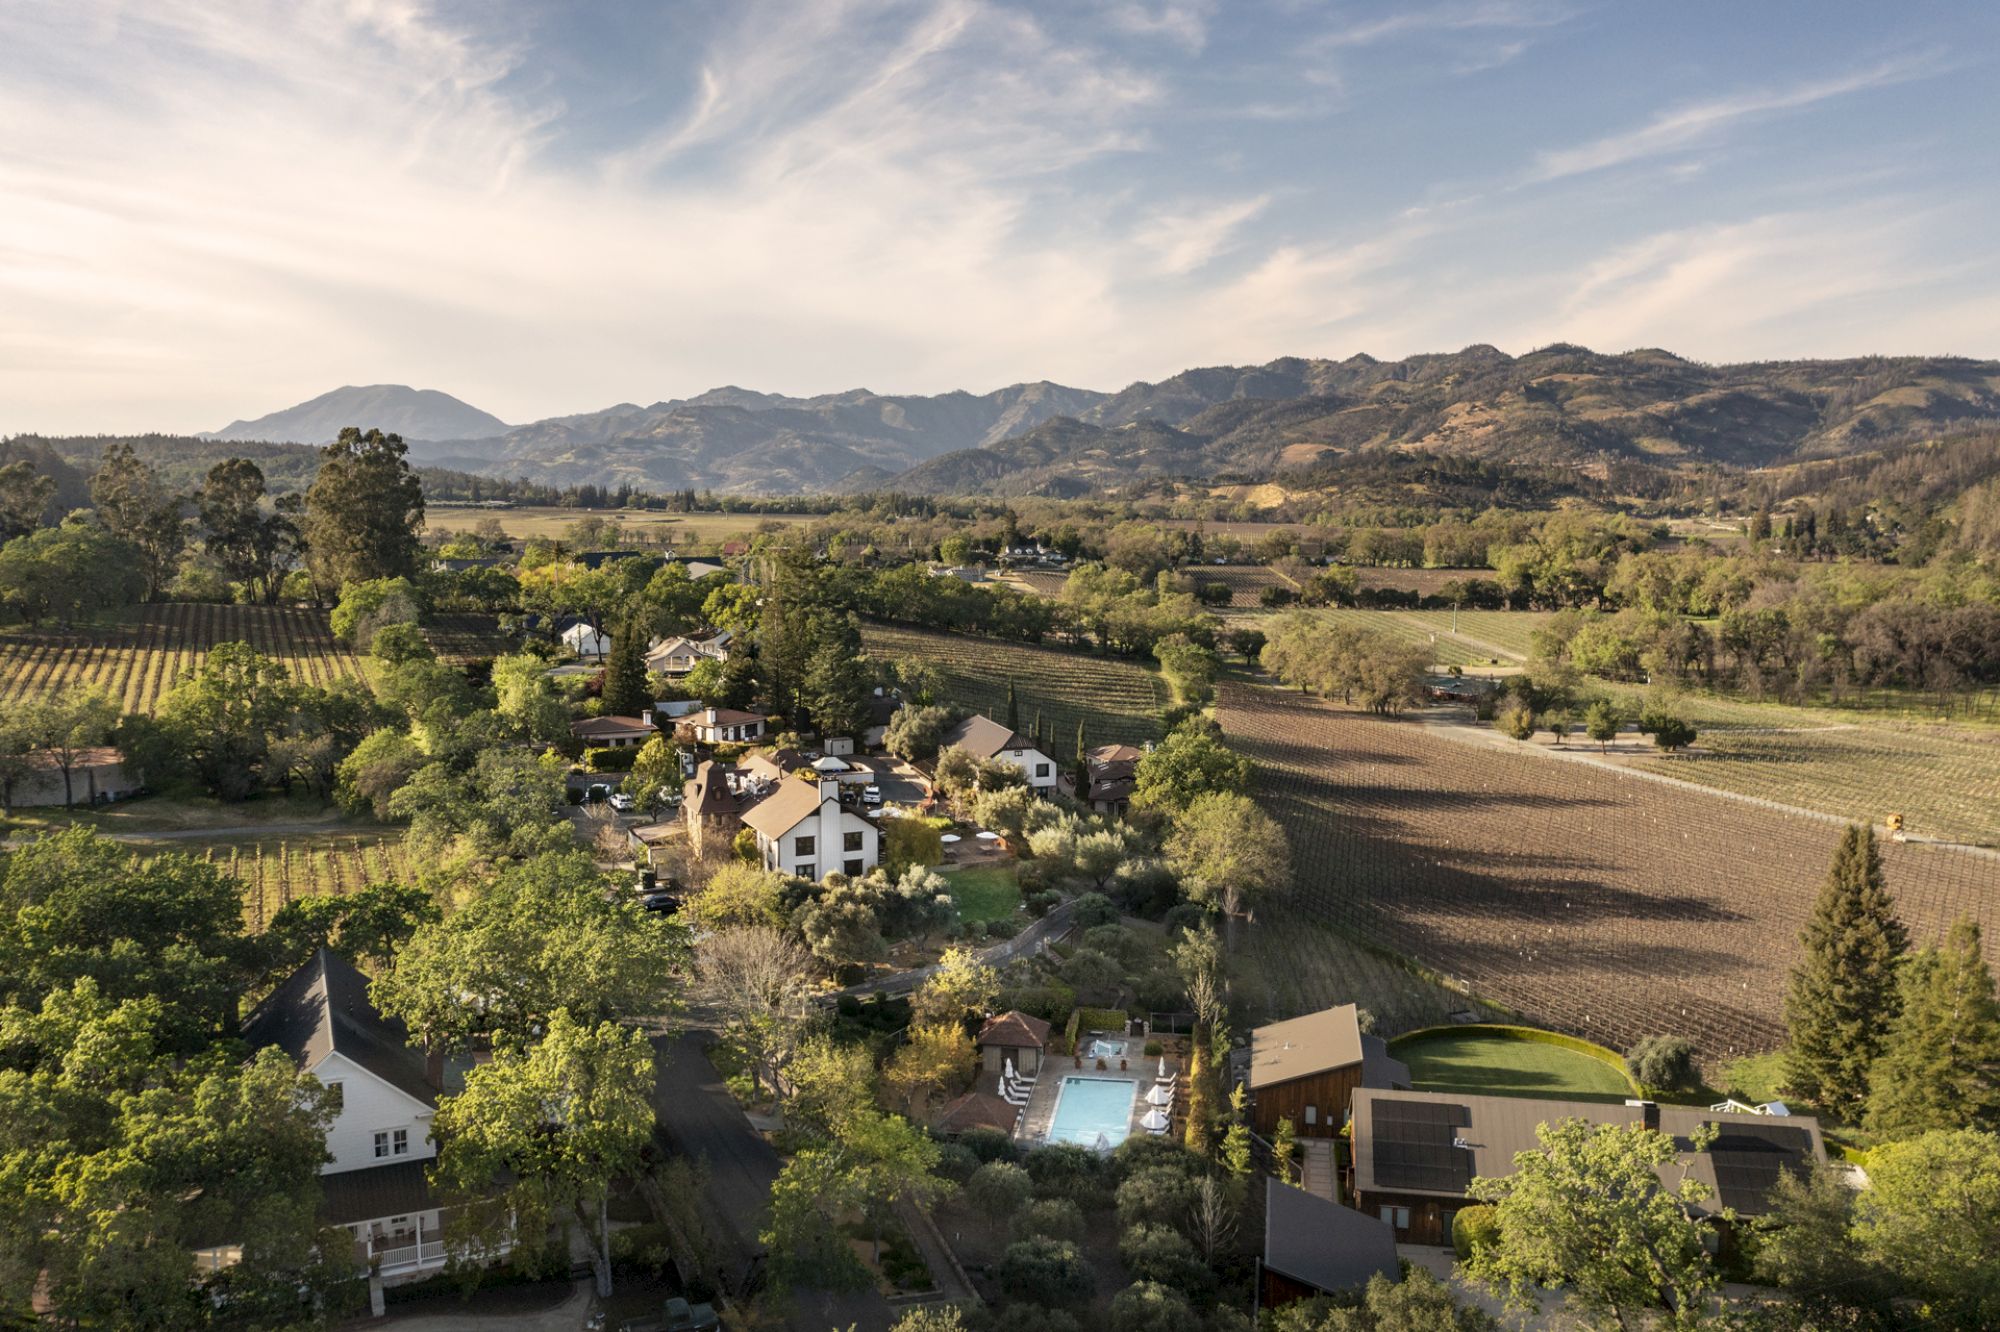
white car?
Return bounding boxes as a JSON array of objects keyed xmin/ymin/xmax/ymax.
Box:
[
  {"xmin": 609, "ymin": 792, "xmax": 635, "ymax": 812},
  {"xmin": 862, "ymin": 784, "xmax": 883, "ymax": 805}
]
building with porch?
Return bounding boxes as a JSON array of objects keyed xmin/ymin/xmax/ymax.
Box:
[{"xmin": 976, "ymin": 1010, "xmax": 1052, "ymax": 1076}]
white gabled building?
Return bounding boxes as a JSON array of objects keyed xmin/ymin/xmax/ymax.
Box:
[
  {"xmin": 560, "ymin": 621, "xmax": 609, "ymax": 661},
  {"xmin": 941, "ymin": 714, "xmax": 1058, "ymax": 793},
  {"xmin": 243, "ymin": 949, "xmax": 487, "ymax": 1284},
  {"xmin": 742, "ymin": 775, "xmax": 879, "ymax": 881}
]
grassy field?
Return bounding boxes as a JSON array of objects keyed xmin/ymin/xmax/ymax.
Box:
[
  {"xmin": 859, "ymin": 623, "xmax": 1167, "ymax": 749},
  {"xmin": 1393, "ymin": 609, "xmax": 1552, "ymax": 661},
  {"xmin": 1391, "ymin": 1030, "xmax": 1635, "ymax": 1102},
  {"xmin": 0, "ymin": 604, "xmax": 517, "ymax": 714},
  {"xmin": 1228, "ymin": 607, "xmax": 1503, "ymax": 670},
  {"xmin": 427, "ymin": 506, "xmax": 820, "ymax": 545},
  {"xmin": 943, "ymin": 865, "xmax": 1022, "ymax": 925}
]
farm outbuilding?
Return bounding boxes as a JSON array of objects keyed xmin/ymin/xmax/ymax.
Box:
[
  {"xmin": 1242, "ymin": 1003, "xmax": 1410, "ymax": 1140},
  {"xmin": 976, "ymin": 1010, "xmax": 1052, "ymax": 1076}
]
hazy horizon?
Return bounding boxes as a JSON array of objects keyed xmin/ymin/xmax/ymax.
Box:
[{"xmin": 5, "ymin": 1, "xmax": 1998, "ymax": 435}]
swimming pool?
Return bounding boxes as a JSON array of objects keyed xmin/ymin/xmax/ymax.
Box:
[
  {"xmin": 1046, "ymin": 1076, "xmax": 1136, "ymax": 1150},
  {"xmin": 1084, "ymin": 1037, "xmax": 1128, "ymax": 1060}
]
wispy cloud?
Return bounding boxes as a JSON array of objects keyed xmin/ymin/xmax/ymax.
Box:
[
  {"xmin": 1104, "ymin": 1, "xmax": 1216, "ymax": 54},
  {"xmin": 1529, "ymin": 54, "xmax": 1942, "ymax": 182},
  {"xmin": 1312, "ymin": 0, "xmax": 1575, "ymax": 51},
  {"xmin": 1134, "ymin": 195, "xmax": 1273, "ymax": 275}
]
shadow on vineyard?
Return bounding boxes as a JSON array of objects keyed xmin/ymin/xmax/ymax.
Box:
[{"xmin": 1221, "ymin": 680, "xmax": 2000, "ymax": 1060}]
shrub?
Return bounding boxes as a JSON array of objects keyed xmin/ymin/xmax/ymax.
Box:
[
  {"xmin": 967, "ymin": 1161, "xmax": 1032, "ymax": 1220},
  {"xmin": 1010, "ymin": 1197, "xmax": 1086, "ymax": 1244},
  {"xmin": 985, "ymin": 916, "xmax": 1020, "ymax": 941},
  {"xmin": 1082, "ymin": 923, "xmax": 1135, "ymax": 961},
  {"xmin": 1022, "ymin": 1143, "xmax": 1109, "ymax": 1206},
  {"xmin": 586, "ymin": 746, "xmax": 638, "ymax": 772},
  {"xmin": 997, "ymin": 1237, "xmax": 1094, "ymax": 1308},
  {"xmin": 959, "ymin": 1128, "xmax": 1018, "ymax": 1164},
  {"xmin": 983, "ymin": 1306, "xmax": 1080, "ymax": 1332},
  {"xmin": 1116, "ymin": 1224, "xmax": 1212, "ymax": 1298},
  {"xmin": 1161, "ymin": 902, "xmax": 1208, "ymax": 935},
  {"xmin": 994, "ymin": 984, "xmax": 1076, "ymax": 1025},
  {"xmin": 1025, "ymin": 888, "xmax": 1063, "ymax": 918},
  {"xmin": 1143, "ymin": 1040, "xmax": 1163, "ymax": 1058},
  {"xmin": 1627, "ymin": 1034, "xmax": 1702, "ymax": 1093},
  {"xmin": 1452, "ymin": 1204, "xmax": 1500, "ymax": 1260},
  {"xmin": 935, "ymin": 1143, "xmax": 980, "ymax": 1184},
  {"xmin": 1072, "ymin": 892, "xmax": 1118, "ymax": 927},
  {"xmin": 1115, "ymin": 1166, "xmax": 1199, "ymax": 1234},
  {"xmin": 1110, "ymin": 1280, "xmax": 1201, "ymax": 1332},
  {"xmin": 1111, "ymin": 1134, "xmax": 1199, "ymax": 1180}
]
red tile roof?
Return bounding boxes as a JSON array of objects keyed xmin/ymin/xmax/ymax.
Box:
[{"xmin": 976, "ymin": 1010, "xmax": 1052, "ymax": 1050}]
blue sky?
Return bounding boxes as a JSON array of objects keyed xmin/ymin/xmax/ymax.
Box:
[{"xmin": 2, "ymin": 0, "xmax": 1996, "ymax": 432}]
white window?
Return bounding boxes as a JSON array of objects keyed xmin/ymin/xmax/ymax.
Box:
[
  {"xmin": 393, "ymin": 1128, "xmax": 409, "ymax": 1156},
  {"xmin": 374, "ymin": 1131, "xmax": 391, "ymax": 1159},
  {"xmin": 1303, "ymin": 1104, "xmax": 1317, "ymax": 1125}
]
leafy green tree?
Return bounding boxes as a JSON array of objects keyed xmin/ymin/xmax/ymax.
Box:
[
  {"xmin": 782, "ymin": 1031, "xmax": 877, "ymax": 1139},
  {"xmin": 1131, "ymin": 716, "xmax": 1252, "ymax": 812},
  {"xmin": 434, "ymin": 1009, "xmax": 656, "ymax": 1297},
  {"xmin": 0, "ymin": 458, "xmax": 56, "ymax": 541},
  {"xmin": 371, "ymin": 850, "xmax": 686, "ymax": 1051},
  {"xmin": 884, "ymin": 703, "xmax": 953, "ymax": 761},
  {"xmin": 300, "ymin": 427, "xmax": 425, "ymax": 596},
  {"xmin": 156, "ymin": 641, "xmax": 295, "ymax": 799},
  {"xmin": 1584, "ymin": 699, "xmax": 1621, "ymax": 752},
  {"xmin": 1496, "ymin": 700, "xmax": 1537, "ymax": 742},
  {"xmin": 16, "ymin": 686, "xmax": 119, "ymax": 808},
  {"xmin": 1165, "ymin": 791, "xmax": 1292, "ymax": 928},
  {"xmin": 804, "ymin": 641, "xmax": 873, "ymax": 742},
  {"xmin": 1462, "ymin": 1118, "xmax": 1722, "ymax": 1329},
  {"xmin": 334, "ymin": 727, "xmax": 426, "ymax": 818},
  {"xmin": 88, "ymin": 442, "xmax": 185, "ymax": 601},
  {"xmin": 763, "ymin": 1108, "xmax": 947, "ymax": 1290},
  {"xmin": 491, "ymin": 651, "xmax": 572, "ymax": 746},
  {"xmin": 1852, "ymin": 1128, "xmax": 2000, "ymax": 1325},
  {"xmin": 328, "ymin": 574, "xmax": 421, "ymax": 646},
  {"xmin": 196, "ymin": 457, "xmax": 298, "ymax": 603},
  {"xmin": 1748, "ymin": 1157, "xmax": 1894, "ymax": 1329},
  {"xmin": 911, "ymin": 946, "xmax": 1001, "ymax": 1027},
  {"xmin": 1785, "ymin": 825, "xmax": 1908, "ymax": 1119},
  {"xmin": 389, "ymin": 747, "xmax": 574, "ymax": 867},
  {"xmin": 1625, "ymin": 1035, "xmax": 1701, "ymax": 1095},
  {"xmin": 1270, "ymin": 1269, "xmax": 1498, "ymax": 1331},
  {"xmin": 623, "ymin": 732, "xmax": 683, "ymax": 801},
  {"xmin": 1867, "ymin": 918, "xmax": 2000, "ymax": 1139},
  {"xmin": 1110, "ymin": 1280, "xmax": 1199, "ymax": 1332},
  {"xmin": 0, "ymin": 513, "xmax": 146, "ymax": 624},
  {"xmin": 260, "ymin": 881, "xmax": 439, "ymax": 978},
  {"xmin": 0, "ymin": 829, "xmax": 246, "ymax": 1055},
  {"xmin": 997, "ymin": 1236, "xmax": 1094, "ymax": 1308},
  {"xmin": 968, "ymin": 1159, "xmax": 1033, "ymax": 1221}
]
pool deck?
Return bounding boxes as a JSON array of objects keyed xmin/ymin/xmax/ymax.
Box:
[{"xmin": 1010, "ymin": 1041, "xmax": 1186, "ymax": 1148}]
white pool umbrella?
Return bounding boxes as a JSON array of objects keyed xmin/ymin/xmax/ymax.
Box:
[
  {"xmin": 1146, "ymin": 1082, "xmax": 1174, "ymax": 1106},
  {"xmin": 1140, "ymin": 1107, "xmax": 1170, "ymax": 1131},
  {"xmin": 976, "ymin": 830, "xmax": 1000, "ymax": 841},
  {"xmin": 940, "ymin": 834, "xmax": 962, "ymax": 844},
  {"xmin": 1156, "ymin": 1054, "xmax": 1167, "ymax": 1080}
]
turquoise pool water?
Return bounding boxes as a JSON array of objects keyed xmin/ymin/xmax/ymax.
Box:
[{"xmin": 1046, "ymin": 1076, "xmax": 1136, "ymax": 1149}]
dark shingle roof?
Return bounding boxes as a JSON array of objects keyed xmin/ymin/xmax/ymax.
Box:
[
  {"xmin": 1263, "ymin": 1182, "xmax": 1399, "ymax": 1294},
  {"xmin": 976, "ymin": 1010, "xmax": 1052, "ymax": 1049},
  {"xmin": 942, "ymin": 714, "xmax": 1035, "ymax": 760},
  {"xmin": 242, "ymin": 950, "xmax": 434, "ymax": 1108},
  {"xmin": 319, "ymin": 1160, "xmax": 437, "ymax": 1226}
]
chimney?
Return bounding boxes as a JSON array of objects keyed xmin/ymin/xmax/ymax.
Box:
[
  {"xmin": 1626, "ymin": 1099, "xmax": 1661, "ymax": 1131},
  {"xmin": 640, "ymin": 708, "xmax": 653, "ymax": 728},
  {"xmin": 818, "ymin": 776, "xmax": 841, "ymax": 802}
]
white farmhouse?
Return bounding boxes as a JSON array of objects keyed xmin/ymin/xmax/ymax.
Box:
[
  {"xmin": 941, "ymin": 714, "xmax": 1058, "ymax": 793},
  {"xmin": 242, "ymin": 950, "xmax": 490, "ymax": 1284},
  {"xmin": 560, "ymin": 621, "xmax": 609, "ymax": 661},
  {"xmin": 742, "ymin": 774, "xmax": 880, "ymax": 881},
  {"xmin": 644, "ymin": 632, "xmax": 730, "ymax": 678}
]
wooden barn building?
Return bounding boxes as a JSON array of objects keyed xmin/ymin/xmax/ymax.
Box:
[{"xmin": 1241, "ymin": 1003, "xmax": 1410, "ymax": 1140}]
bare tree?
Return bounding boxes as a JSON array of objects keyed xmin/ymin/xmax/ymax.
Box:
[
  {"xmin": 691, "ymin": 926, "xmax": 817, "ymax": 1098},
  {"xmin": 1189, "ymin": 1176, "xmax": 1238, "ymax": 1264}
]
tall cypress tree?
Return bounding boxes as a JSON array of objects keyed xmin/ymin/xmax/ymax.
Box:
[
  {"xmin": 602, "ymin": 617, "xmax": 652, "ymax": 719},
  {"xmin": 1785, "ymin": 825, "xmax": 1908, "ymax": 1119},
  {"xmin": 1865, "ymin": 919, "xmax": 2000, "ymax": 1140},
  {"xmin": 1005, "ymin": 681, "xmax": 1019, "ymax": 733}
]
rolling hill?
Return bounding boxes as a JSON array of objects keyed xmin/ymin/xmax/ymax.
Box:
[{"xmin": 207, "ymin": 385, "xmax": 511, "ymax": 445}]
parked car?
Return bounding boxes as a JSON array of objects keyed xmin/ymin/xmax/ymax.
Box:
[
  {"xmin": 584, "ymin": 783, "xmax": 612, "ymax": 803},
  {"xmin": 609, "ymin": 792, "xmax": 635, "ymax": 812},
  {"xmin": 862, "ymin": 784, "xmax": 882, "ymax": 805}
]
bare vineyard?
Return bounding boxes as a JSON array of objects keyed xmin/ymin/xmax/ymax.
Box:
[
  {"xmin": 0, "ymin": 604, "xmax": 517, "ymax": 713},
  {"xmin": 1221, "ymin": 681, "xmax": 2000, "ymax": 1058},
  {"xmin": 134, "ymin": 833, "xmax": 412, "ymax": 932},
  {"xmin": 860, "ymin": 623, "xmax": 1167, "ymax": 748}
]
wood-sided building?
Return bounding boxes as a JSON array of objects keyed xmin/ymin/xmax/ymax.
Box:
[
  {"xmin": 1348, "ymin": 1087, "xmax": 1826, "ymax": 1246},
  {"xmin": 1258, "ymin": 1181, "xmax": 1399, "ymax": 1310},
  {"xmin": 1242, "ymin": 1003, "xmax": 1411, "ymax": 1140}
]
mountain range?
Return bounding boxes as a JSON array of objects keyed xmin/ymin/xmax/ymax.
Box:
[{"xmin": 206, "ymin": 348, "xmax": 2000, "ymax": 497}]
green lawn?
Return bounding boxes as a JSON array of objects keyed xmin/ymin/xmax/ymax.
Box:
[
  {"xmin": 943, "ymin": 865, "xmax": 1022, "ymax": 925},
  {"xmin": 1392, "ymin": 1031, "xmax": 1635, "ymax": 1102}
]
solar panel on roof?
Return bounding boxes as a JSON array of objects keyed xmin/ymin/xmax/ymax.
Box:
[
  {"xmin": 1371, "ymin": 1099, "xmax": 1474, "ymax": 1193},
  {"xmin": 1705, "ymin": 1121, "xmax": 1811, "ymax": 1213}
]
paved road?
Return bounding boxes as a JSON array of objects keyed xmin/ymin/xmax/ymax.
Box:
[{"xmin": 649, "ymin": 1034, "xmax": 896, "ymax": 1332}]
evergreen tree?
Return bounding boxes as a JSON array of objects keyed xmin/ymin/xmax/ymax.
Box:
[
  {"xmin": 1005, "ymin": 680, "xmax": 1019, "ymax": 733},
  {"xmin": 1182, "ymin": 1031, "xmax": 1214, "ymax": 1157},
  {"xmin": 1785, "ymin": 825, "xmax": 1908, "ymax": 1119},
  {"xmin": 602, "ymin": 617, "xmax": 652, "ymax": 719},
  {"xmin": 1865, "ymin": 919, "xmax": 2000, "ymax": 1140},
  {"xmin": 1074, "ymin": 718, "xmax": 1087, "ymax": 764},
  {"xmin": 300, "ymin": 427, "xmax": 424, "ymax": 596}
]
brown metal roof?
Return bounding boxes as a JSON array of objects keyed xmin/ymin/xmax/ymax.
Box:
[
  {"xmin": 1349, "ymin": 1087, "xmax": 1825, "ymax": 1218},
  {"xmin": 739, "ymin": 778, "xmax": 830, "ymax": 838},
  {"xmin": 1247, "ymin": 1004, "xmax": 1365, "ymax": 1089},
  {"xmin": 976, "ymin": 1010, "xmax": 1052, "ymax": 1049}
]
